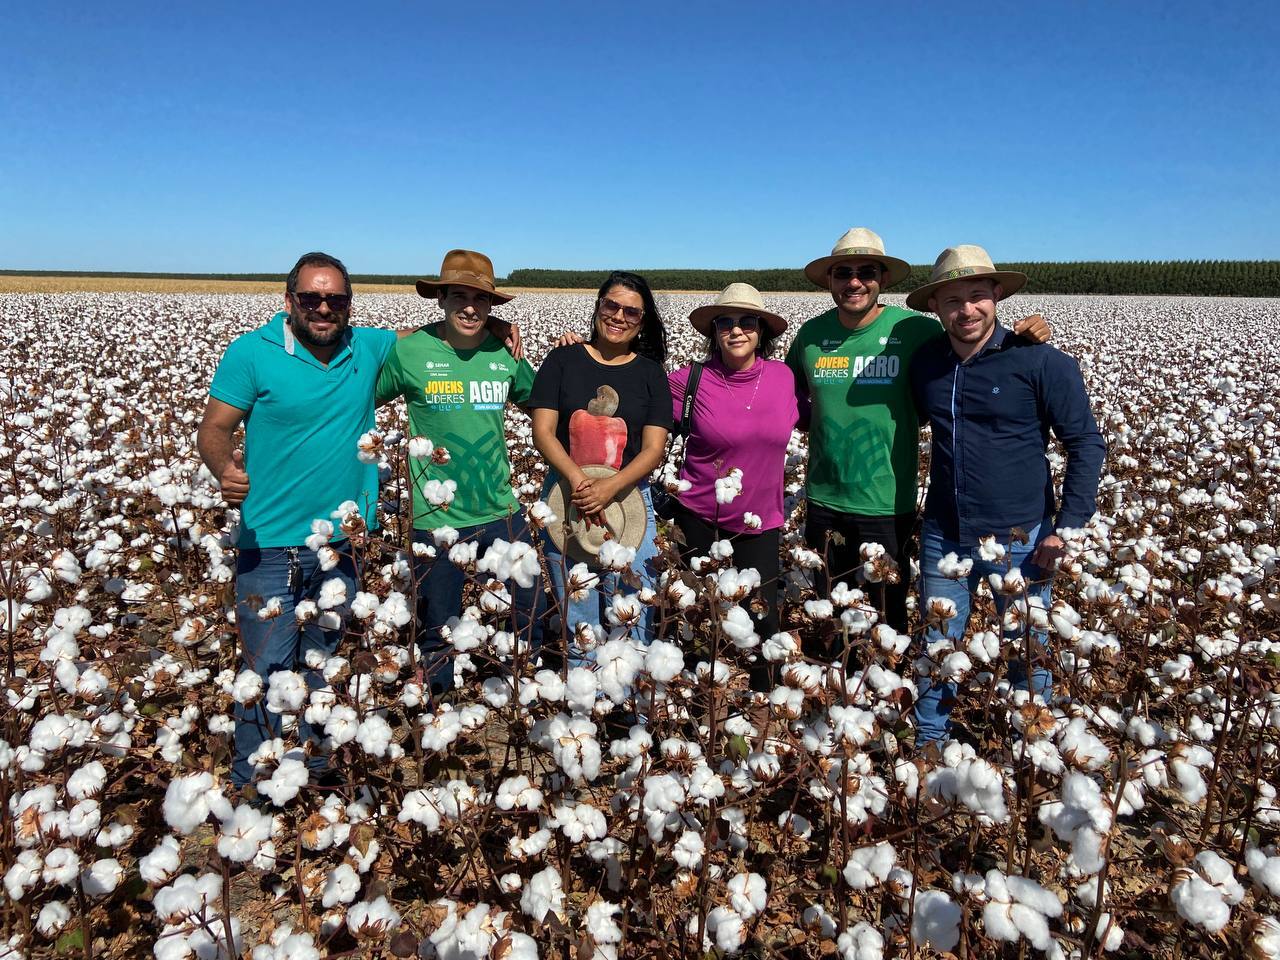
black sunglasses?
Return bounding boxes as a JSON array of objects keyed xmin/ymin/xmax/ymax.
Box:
[
  {"xmin": 712, "ymin": 314, "xmax": 762, "ymax": 333},
  {"xmin": 831, "ymin": 265, "xmax": 882, "ymax": 283},
  {"xmin": 292, "ymin": 291, "xmax": 352, "ymax": 312},
  {"xmin": 598, "ymin": 296, "xmax": 644, "ymax": 324}
]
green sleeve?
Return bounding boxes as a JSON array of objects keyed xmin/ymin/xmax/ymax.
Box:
[
  {"xmin": 510, "ymin": 358, "xmax": 536, "ymax": 405},
  {"xmin": 784, "ymin": 333, "xmax": 809, "ymax": 397},
  {"xmin": 375, "ymin": 346, "xmax": 405, "ymax": 404}
]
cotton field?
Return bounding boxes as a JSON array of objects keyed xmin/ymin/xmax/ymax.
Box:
[{"xmin": 1, "ymin": 288, "xmax": 1279, "ymax": 960}]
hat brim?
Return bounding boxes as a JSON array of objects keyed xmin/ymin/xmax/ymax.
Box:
[
  {"xmin": 416, "ymin": 278, "xmax": 514, "ymax": 305},
  {"xmin": 803, "ymin": 254, "xmax": 913, "ymax": 291},
  {"xmin": 688, "ymin": 302, "xmax": 787, "ymax": 337},
  {"xmin": 904, "ymin": 271, "xmax": 1027, "ymax": 313},
  {"xmin": 545, "ymin": 465, "xmax": 648, "ymax": 561}
]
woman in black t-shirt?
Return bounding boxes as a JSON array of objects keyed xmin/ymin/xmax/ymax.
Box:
[{"xmin": 529, "ymin": 271, "xmax": 672, "ymax": 659}]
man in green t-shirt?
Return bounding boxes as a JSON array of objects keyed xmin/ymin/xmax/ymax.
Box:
[
  {"xmin": 376, "ymin": 249, "xmax": 541, "ymax": 692},
  {"xmin": 786, "ymin": 228, "xmax": 1048, "ymax": 638}
]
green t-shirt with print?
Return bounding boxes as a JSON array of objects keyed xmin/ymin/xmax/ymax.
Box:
[
  {"xmin": 786, "ymin": 305, "xmax": 941, "ymax": 516},
  {"xmin": 375, "ymin": 329, "xmax": 535, "ymax": 529}
]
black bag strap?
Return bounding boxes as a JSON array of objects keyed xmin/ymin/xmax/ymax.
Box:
[{"xmin": 676, "ymin": 362, "xmax": 703, "ymax": 438}]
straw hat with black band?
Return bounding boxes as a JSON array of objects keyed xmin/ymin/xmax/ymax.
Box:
[
  {"xmin": 803, "ymin": 227, "xmax": 913, "ymax": 290},
  {"xmin": 415, "ymin": 249, "xmax": 514, "ymax": 305},
  {"xmin": 905, "ymin": 245, "xmax": 1027, "ymax": 313},
  {"xmin": 687, "ymin": 282, "xmax": 787, "ymax": 337},
  {"xmin": 546, "ymin": 465, "xmax": 648, "ymax": 563}
]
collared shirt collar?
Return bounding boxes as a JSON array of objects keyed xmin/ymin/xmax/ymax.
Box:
[
  {"xmin": 950, "ymin": 321, "xmax": 1010, "ymax": 364},
  {"xmin": 262, "ymin": 311, "xmax": 353, "ymax": 367}
]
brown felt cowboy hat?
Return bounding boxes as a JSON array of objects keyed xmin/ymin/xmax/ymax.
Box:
[
  {"xmin": 803, "ymin": 227, "xmax": 913, "ymax": 291},
  {"xmin": 416, "ymin": 249, "xmax": 514, "ymax": 305},
  {"xmin": 546, "ymin": 465, "xmax": 648, "ymax": 563},
  {"xmin": 904, "ymin": 244, "xmax": 1027, "ymax": 312},
  {"xmin": 687, "ymin": 282, "xmax": 787, "ymax": 337}
]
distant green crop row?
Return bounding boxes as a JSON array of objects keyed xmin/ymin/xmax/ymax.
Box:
[{"xmin": 3, "ymin": 260, "xmax": 1277, "ymax": 296}]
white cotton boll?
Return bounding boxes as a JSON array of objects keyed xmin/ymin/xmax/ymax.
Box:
[
  {"xmin": 829, "ymin": 705, "xmax": 877, "ymax": 747},
  {"xmin": 710, "ymin": 539, "xmax": 735, "ymax": 561},
  {"xmin": 762, "ymin": 631, "xmax": 798, "ymax": 661},
  {"xmin": 66, "ymin": 760, "xmax": 107, "ymax": 800},
  {"xmin": 153, "ymin": 873, "xmax": 224, "ymax": 922},
  {"xmin": 443, "ymin": 616, "xmax": 487, "ymax": 652},
  {"xmin": 911, "ymin": 889, "xmax": 962, "ymax": 952},
  {"xmin": 927, "ymin": 756, "xmax": 1009, "ymax": 823},
  {"xmin": 323, "ymin": 704, "xmax": 359, "ymax": 747},
  {"xmin": 1057, "ymin": 718, "xmax": 1112, "ymax": 770},
  {"xmin": 423, "ymin": 479, "xmax": 458, "ymax": 507},
  {"xmin": 565, "ymin": 667, "xmax": 598, "ymax": 714},
  {"xmin": 595, "ymin": 638, "xmax": 645, "ymax": 703},
  {"xmin": 496, "ymin": 776, "xmax": 543, "ymax": 812},
  {"xmin": 842, "ymin": 842, "xmax": 896, "ymax": 890},
  {"xmin": 743, "ymin": 512, "xmax": 762, "ymax": 530},
  {"xmin": 598, "ymin": 540, "xmax": 637, "ymax": 572},
  {"xmin": 874, "ymin": 624, "xmax": 910, "ymax": 656},
  {"xmin": 720, "ymin": 605, "xmax": 759, "ymax": 648},
  {"xmin": 937, "ymin": 551, "xmax": 974, "ymax": 579},
  {"xmin": 4, "ymin": 850, "xmax": 43, "ymax": 900},
  {"xmin": 37, "ymin": 900, "xmax": 71, "ymax": 937},
  {"xmin": 317, "ymin": 577, "xmax": 348, "ymax": 610},
  {"xmin": 139, "ymin": 836, "xmax": 182, "ymax": 885},
  {"xmin": 941, "ymin": 651, "xmax": 973, "ymax": 681},
  {"xmin": 836, "ymin": 922, "xmax": 885, "ymax": 960},
  {"xmin": 355, "ymin": 714, "xmax": 393, "ymax": 757},
  {"xmin": 674, "ymin": 830, "xmax": 705, "ymax": 869},
  {"xmin": 705, "ymin": 906, "xmax": 746, "ymax": 953},
  {"xmin": 1195, "ymin": 850, "xmax": 1245, "ymax": 904},
  {"xmin": 80, "ymin": 857, "xmax": 124, "ymax": 897},
  {"xmin": 606, "ymin": 592, "xmax": 643, "ymax": 627},
  {"xmin": 521, "ymin": 866, "xmax": 565, "ymax": 922},
  {"xmin": 586, "ymin": 900, "xmax": 623, "ymax": 944},
  {"xmin": 257, "ymin": 596, "xmax": 284, "ymax": 620},
  {"xmin": 346, "ymin": 896, "xmax": 402, "ymax": 939},
  {"xmin": 1247, "ymin": 848, "xmax": 1280, "ymax": 898},
  {"xmin": 727, "ymin": 872, "xmax": 767, "ymax": 919},
  {"xmin": 714, "ymin": 468, "xmax": 744, "ymax": 505},
  {"xmin": 322, "ymin": 863, "xmax": 361, "ymax": 908},
  {"xmin": 1171, "ymin": 869, "xmax": 1231, "ymax": 933},
  {"xmin": 42, "ymin": 847, "xmax": 81, "ymax": 886},
  {"xmin": 261, "ymin": 758, "xmax": 310, "ymax": 807},
  {"xmin": 431, "ymin": 526, "xmax": 459, "ymax": 548},
  {"xmin": 350, "ymin": 591, "xmax": 379, "ymax": 620},
  {"xmin": 266, "ymin": 671, "xmax": 307, "ymax": 713},
  {"xmin": 1038, "ymin": 772, "xmax": 1113, "ymax": 874},
  {"xmin": 408, "ymin": 436, "xmax": 433, "ymax": 459},
  {"xmin": 804, "ymin": 598, "xmax": 834, "ymax": 619},
  {"xmin": 977, "ymin": 536, "xmax": 1006, "ymax": 562},
  {"xmin": 646, "ymin": 640, "xmax": 685, "ymax": 683},
  {"xmin": 163, "ymin": 772, "xmax": 233, "ymax": 835},
  {"xmin": 218, "ymin": 804, "xmax": 275, "ymax": 863},
  {"xmin": 67, "ymin": 799, "xmax": 101, "ymax": 838},
  {"xmin": 295, "ymin": 599, "xmax": 319, "ymax": 623}
]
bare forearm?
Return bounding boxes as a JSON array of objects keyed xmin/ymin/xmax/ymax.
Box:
[
  {"xmin": 197, "ymin": 424, "xmax": 236, "ymax": 478},
  {"xmin": 532, "ymin": 428, "xmax": 582, "ymax": 485}
]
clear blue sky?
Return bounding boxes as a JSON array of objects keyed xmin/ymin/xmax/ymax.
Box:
[{"xmin": 2, "ymin": 0, "xmax": 1276, "ymax": 273}]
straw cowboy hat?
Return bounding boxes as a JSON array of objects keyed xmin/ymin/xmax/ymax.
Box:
[
  {"xmin": 416, "ymin": 249, "xmax": 513, "ymax": 305},
  {"xmin": 687, "ymin": 282, "xmax": 787, "ymax": 336},
  {"xmin": 804, "ymin": 227, "xmax": 913, "ymax": 290},
  {"xmin": 905, "ymin": 244, "xmax": 1027, "ymax": 312},
  {"xmin": 546, "ymin": 465, "xmax": 648, "ymax": 563}
]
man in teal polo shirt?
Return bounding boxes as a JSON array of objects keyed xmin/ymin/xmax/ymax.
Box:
[{"xmin": 198, "ymin": 251, "xmax": 398, "ymax": 788}]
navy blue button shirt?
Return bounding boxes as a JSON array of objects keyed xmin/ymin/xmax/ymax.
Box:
[{"xmin": 909, "ymin": 323, "xmax": 1106, "ymax": 542}]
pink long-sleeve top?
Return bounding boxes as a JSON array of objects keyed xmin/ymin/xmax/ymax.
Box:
[{"xmin": 668, "ymin": 356, "xmax": 801, "ymax": 533}]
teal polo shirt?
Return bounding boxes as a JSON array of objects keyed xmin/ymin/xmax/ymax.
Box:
[{"xmin": 209, "ymin": 312, "xmax": 397, "ymax": 548}]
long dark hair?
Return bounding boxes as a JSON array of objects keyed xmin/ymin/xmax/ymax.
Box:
[{"xmin": 589, "ymin": 270, "xmax": 667, "ymax": 366}]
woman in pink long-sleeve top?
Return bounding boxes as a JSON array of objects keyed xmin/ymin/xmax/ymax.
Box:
[{"xmin": 667, "ymin": 283, "xmax": 802, "ymax": 675}]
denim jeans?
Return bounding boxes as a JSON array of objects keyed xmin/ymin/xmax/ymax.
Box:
[
  {"xmin": 541, "ymin": 476, "xmax": 659, "ymax": 668},
  {"xmin": 412, "ymin": 512, "xmax": 545, "ymax": 692},
  {"xmin": 232, "ymin": 544, "xmax": 359, "ymax": 786},
  {"xmin": 914, "ymin": 520, "xmax": 1054, "ymax": 745}
]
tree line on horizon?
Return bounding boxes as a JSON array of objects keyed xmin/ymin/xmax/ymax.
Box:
[{"xmin": 3, "ymin": 260, "xmax": 1278, "ymax": 297}]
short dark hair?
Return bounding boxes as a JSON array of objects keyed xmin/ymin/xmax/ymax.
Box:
[
  {"xmin": 286, "ymin": 252, "xmax": 352, "ymax": 296},
  {"xmin": 589, "ymin": 270, "xmax": 667, "ymax": 366},
  {"xmin": 704, "ymin": 322, "xmax": 780, "ymax": 361}
]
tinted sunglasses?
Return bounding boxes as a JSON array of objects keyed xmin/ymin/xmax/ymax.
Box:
[
  {"xmin": 598, "ymin": 297, "xmax": 644, "ymax": 324},
  {"xmin": 712, "ymin": 314, "xmax": 762, "ymax": 333},
  {"xmin": 830, "ymin": 265, "xmax": 882, "ymax": 283},
  {"xmin": 292, "ymin": 291, "xmax": 352, "ymax": 312}
]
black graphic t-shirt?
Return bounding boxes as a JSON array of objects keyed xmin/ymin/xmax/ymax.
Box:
[{"xmin": 529, "ymin": 343, "xmax": 673, "ymax": 469}]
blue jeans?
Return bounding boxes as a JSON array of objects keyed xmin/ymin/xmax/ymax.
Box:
[
  {"xmin": 914, "ymin": 520, "xmax": 1054, "ymax": 745},
  {"xmin": 541, "ymin": 477, "xmax": 660, "ymax": 668},
  {"xmin": 232, "ymin": 544, "xmax": 359, "ymax": 786},
  {"xmin": 413, "ymin": 512, "xmax": 545, "ymax": 692}
]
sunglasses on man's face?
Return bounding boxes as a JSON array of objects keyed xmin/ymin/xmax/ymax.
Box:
[
  {"xmin": 598, "ymin": 297, "xmax": 644, "ymax": 324},
  {"xmin": 830, "ymin": 265, "xmax": 882, "ymax": 283},
  {"xmin": 713, "ymin": 314, "xmax": 762, "ymax": 333},
  {"xmin": 292, "ymin": 291, "xmax": 352, "ymax": 312}
]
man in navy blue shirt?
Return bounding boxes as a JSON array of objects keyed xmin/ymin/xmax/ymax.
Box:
[{"xmin": 906, "ymin": 245, "xmax": 1106, "ymax": 746}]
